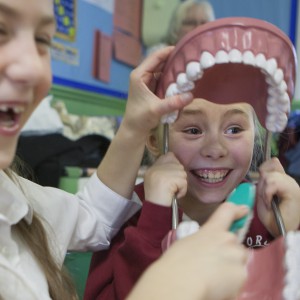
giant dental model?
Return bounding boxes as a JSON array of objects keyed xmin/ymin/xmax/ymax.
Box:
[
  {"xmin": 156, "ymin": 17, "xmax": 299, "ymax": 299},
  {"xmin": 156, "ymin": 17, "xmax": 297, "ymax": 234},
  {"xmin": 156, "ymin": 17, "xmax": 296, "ymax": 133}
]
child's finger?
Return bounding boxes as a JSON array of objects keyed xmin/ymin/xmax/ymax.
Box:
[
  {"xmin": 259, "ymin": 157, "xmax": 285, "ymax": 174},
  {"xmin": 136, "ymin": 46, "xmax": 175, "ymax": 75},
  {"xmin": 158, "ymin": 93, "xmax": 193, "ymax": 119},
  {"xmin": 203, "ymin": 202, "xmax": 249, "ymax": 232}
]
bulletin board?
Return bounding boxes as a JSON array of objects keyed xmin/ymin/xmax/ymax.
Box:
[{"xmin": 54, "ymin": 0, "xmax": 77, "ymax": 42}]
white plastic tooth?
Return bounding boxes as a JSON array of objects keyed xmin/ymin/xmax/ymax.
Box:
[
  {"xmin": 275, "ymin": 113, "xmax": 288, "ymax": 132},
  {"xmin": 273, "ymin": 68, "xmax": 284, "ymax": 85},
  {"xmin": 268, "ymin": 86, "xmax": 281, "ymax": 98},
  {"xmin": 269, "ymin": 81, "xmax": 287, "ymax": 97},
  {"xmin": 265, "ymin": 75, "xmax": 276, "ymax": 86},
  {"xmin": 176, "ymin": 73, "xmax": 195, "ymax": 92},
  {"xmin": 267, "ymin": 112, "xmax": 288, "ymax": 132},
  {"xmin": 228, "ymin": 49, "xmax": 242, "ymax": 63},
  {"xmin": 162, "ymin": 82, "xmax": 181, "ymax": 122},
  {"xmin": 255, "ymin": 53, "xmax": 267, "ymax": 69},
  {"xmin": 279, "ymin": 80, "xmax": 288, "ymax": 93},
  {"xmin": 266, "ymin": 96, "xmax": 278, "ymax": 114},
  {"xmin": 267, "ymin": 92, "xmax": 290, "ymax": 116},
  {"xmin": 265, "ymin": 58, "xmax": 277, "ymax": 76},
  {"xmin": 283, "ymin": 232, "xmax": 300, "ymax": 300},
  {"xmin": 278, "ymin": 92, "xmax": 291, "ymax": 114},
  {"xmin": 242, "ymin": 50, "xmax": 255, "ymax": 66},
  {"xmin": 200, "ymin": 51, "xmax": 215, "ymax": 69},
  {"xmin": 265, "ymin": 113, "xmax": 277, "ymax": 132},
  {"xmin": 215, "ymin": 50, "xmax": 229, "ymax": 64},
  {"xmin": 165, "ymin": 83, "xmax": 180, "ymax": 97},
  {"xmin": 161, "ymin": 111, "xmax": 179, "ymax": 124},
  {"xmin": 176, "ymin": 221, "xmax": 200, "ymax": 240},
  {"xmin": 186, "ymin": 62, "xmax": 203, "ymax": 81},
  {"xmin": 281, "ymin": 92, "xmax": 290, "ymax": 104}
]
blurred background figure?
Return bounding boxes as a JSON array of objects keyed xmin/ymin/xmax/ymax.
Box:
[
  {"xmin": 140, "ymin": 0, "xmax": 215, "ymax": 174},
  {"xmin": 146, "ymin": 0, "xmax": 215, "ymax": 55}
]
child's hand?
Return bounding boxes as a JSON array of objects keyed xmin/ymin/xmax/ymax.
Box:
[
  {"xmin": 144, "ymin": 152, "xmax": 187, "ymax": 206},
  {"xmin": 256, "ymin": 157, "xmax": 300, "ymax": 236},
  {"xmin": 122, "ymin": 46, "xmax": 193, "ymax": 138},
  {"xmin": 127, "ymin": 202, "xmax": 249, "ymax": 300}
]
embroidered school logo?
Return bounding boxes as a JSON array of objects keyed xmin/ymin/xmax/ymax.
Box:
[{"xmin": 245, "ymin": 235, "xmax": 269, "ymax": 248}]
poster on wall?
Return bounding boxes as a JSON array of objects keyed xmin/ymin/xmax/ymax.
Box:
[
  {"xmin": 51, "ymin": 41, "xmax": 80, "ymax": 65},
  {"xmin": 92, "ymin": 30, "xmax": 112, "ymax": 82},
  {"xmin": 113, "ymin": 0, "xmax": 141, "ymax": 38},
  {"xmin": 54, "ymin": 0, "xmax": 77, "ymax": 42},
  {"xmin": 113, "ymin": 0, "xmax": 142, "ymax": 66}
]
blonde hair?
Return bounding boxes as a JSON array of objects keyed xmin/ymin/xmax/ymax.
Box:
[
  {"xmin": 6, "ymin": 159, "xmax": 78, "ymax": 300},
  {"xmin": 249, "ymin": 115, "xmax": 265, "ymax": 172},
  {"xmin": 165, "ymin": 0, "xmax": 215, "ymax": 45}
]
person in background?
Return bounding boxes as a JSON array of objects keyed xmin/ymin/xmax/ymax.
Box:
[{"xmin": 146, "ymin": 0, "xmax": 215, "ymax": 56}]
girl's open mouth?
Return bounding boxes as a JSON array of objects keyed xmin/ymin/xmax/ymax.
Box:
[{"xmin": 0, "ymin": 105, "xmax": 24, "ymax": 133}]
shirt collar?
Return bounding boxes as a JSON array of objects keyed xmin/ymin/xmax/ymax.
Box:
[{"xmin": 0, "ymin": 171, "xmax": 33, "ymax": 225}]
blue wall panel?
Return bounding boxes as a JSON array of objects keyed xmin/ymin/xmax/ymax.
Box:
[{"xmin": 51, "ymin": 0, "xmax": 132, "ymax": 98}]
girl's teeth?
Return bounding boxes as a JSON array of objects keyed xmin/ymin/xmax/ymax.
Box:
[
  {"xmin": 0, "ymin": 120, "xmax": 15, "ymax": 128},
  {"xmin": 195, "ymin": 170, "xmax": 228, "ymax": 183},
  {"xmin": 0, "ymin": 106, "xmax": 8, "ymax": 112},
  {"xmin": 12, "ymin": 106, "xmax": 24, "ymax": 113}
]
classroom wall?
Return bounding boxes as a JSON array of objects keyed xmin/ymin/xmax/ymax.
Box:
[
  {"xmin": 51, "ymin": 0, "xmax": 136, "ymax": 100},
  {"xmin": 52, "ymin": 0, "xmax": 297, "ymax": 101},
  {"xmin": 209, "ymin": 0, "xmax": 293, "ymax": 39},
  {"xmin": 294, "ymin": 0, "xmax": 300, "ymax": 100}
]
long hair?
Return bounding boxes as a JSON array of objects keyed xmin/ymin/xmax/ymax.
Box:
[
  {"xmin": 6, "ymin": 159, "xmax": 78, "ymax": 300},
  {"xmin": 249, "ymin": 115, "xmax": 265, "ymax": 173}
]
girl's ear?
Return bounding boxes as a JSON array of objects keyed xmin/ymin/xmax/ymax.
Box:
[{"xmin": 146, "ymin": 132, "xmax": 161, "ymax": 158}]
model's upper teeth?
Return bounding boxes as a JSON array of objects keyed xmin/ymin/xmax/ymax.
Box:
[{"xmin": 164, "ymin": 49, "xmax": 290, "ymax": 132}]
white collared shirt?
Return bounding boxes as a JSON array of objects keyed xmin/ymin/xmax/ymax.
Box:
[{"xmin": 0, "ymin": 171, "xmax": 141, "ymax": 299}]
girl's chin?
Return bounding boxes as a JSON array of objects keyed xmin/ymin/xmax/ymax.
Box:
[
  {"xmin": 190, "ymin": 188, "xmax": 231, "ymax": 204},
  {"xmin": 0, "ymin": 145, "xmax": 17, "ymax": 169},
  {"xmin": 199, "ymin": 197, "xmax": 225, "ymax": 205},
  {"xmin": 0, "ymin": 158, "xmax": 14, "ymax": 170}
]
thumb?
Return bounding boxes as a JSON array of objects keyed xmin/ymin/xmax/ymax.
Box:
[
  {"xmin": 203, "ymin": 202, "xmax": 249, "ymax": 232},
  {"xmin": 160, "ymin": 92, "xmax": 193, "ymax": 123}
]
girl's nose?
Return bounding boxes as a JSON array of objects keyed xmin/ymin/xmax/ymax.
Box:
[
  {"xmin": 5, "ymin": 36, "xmax": 45, "ymax": 86},
  {"xmin": 200, "ymin": 135, "xmax": 228, "ymax": 159}
]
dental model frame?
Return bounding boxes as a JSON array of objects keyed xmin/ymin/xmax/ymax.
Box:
[
  {"xmin": 156, "ymin": 17, "xmax": 299, "ymax": 299},
  {"xmin": 156, "ymin": 16, "xmax": 297, "ymax": 231}
]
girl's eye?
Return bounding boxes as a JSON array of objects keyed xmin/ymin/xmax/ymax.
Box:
[
  {"xmin": 226, "ymin": 126, "xmax": 242, "ymax": 134},
  {"xmin": 36, "ymin": 35, "xmax": 52, "ymax": 47},
  {"xmin": 0, "ymin": 24, "xmax": 8, "ymax": 37},
  {"xmin": 184, "ymin": 127, "xmax": 202, "ymax": 135}
]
